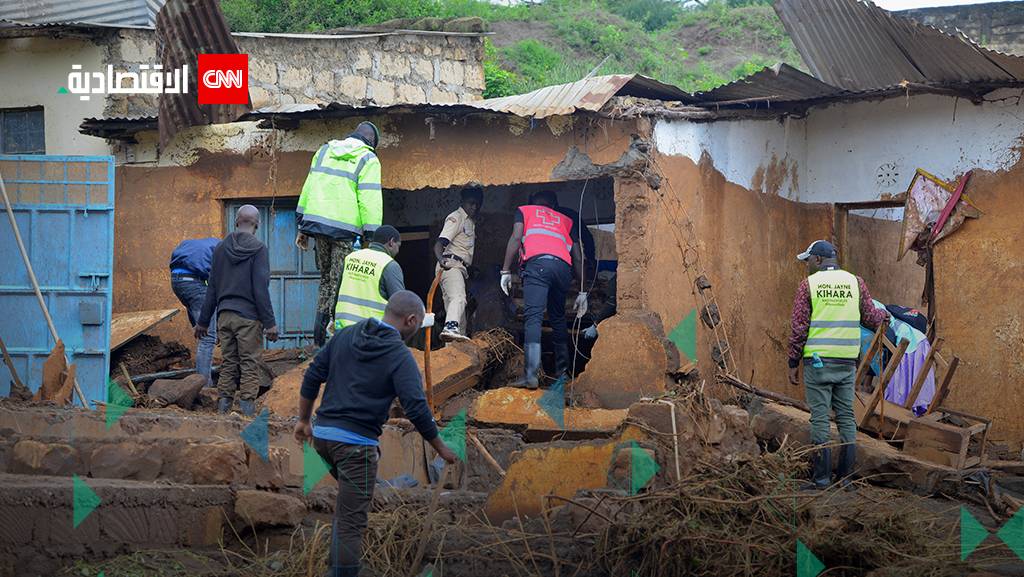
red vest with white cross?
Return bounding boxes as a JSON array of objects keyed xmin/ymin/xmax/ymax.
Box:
[{"xmin": 519, "ymin": 205, "xmax": 574, "ymax": 265}]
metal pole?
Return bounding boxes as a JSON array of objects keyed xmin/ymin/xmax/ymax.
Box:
[{"xmin": 0, "ymin": 170, "xmax": 89, "ymax": 408}]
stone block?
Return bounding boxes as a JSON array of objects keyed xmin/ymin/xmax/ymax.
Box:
[
  {"xmin": 167, "ymin": 441, "xmax": 246, "ymax": 485},
  {"xmin": 337, "ymin": 74, "xmax": 368, "ymax": 103},
  {"xmin": 607, "ymin": 443, "xmax": 657, "ymax": 492},
  {"xmin": 11, "ymin": 440, "xmax": 80, "ymax": 476},
  {"xmin": 234, "ymin": 490, "xmax": 306, "ymax": 528},
  {"xmin": 145, "ymin": 507, "xmax": 180, "ymax": 544},
  {"xmin": 379, "ymin": 52, "xmax": 410, "ymax": 79},
  {"xmin": 280, "ymin": 65, "xmax": 312, "ymax": 90},
  {"xmin": 249, "ymin": 58, "xmax": 277, "ymax": 84},
  {"xmin": 395, "ymin": 83, "xmax": 426, "ymax": 104},
  {"xmin": 464, "ymin": 65, "xmax": 486, "ymax": 91},
  {"xmin": 366, "ymin": 78, "xmax": 396, "ymax": 105},
  {"xmin": 439, "ymin": 60, "xmax": 464, "ymax": 86},
  {"xmin": 89, "ymin": 443, "xmax": 162, "ymax": 480},
  {"xmin": 118, "ymin": 31, "xmax": 156, "ymax": 62},
  {"xmin": 313, "ymin": 71, "xmax": 334, "ymax": 95},
  {"xmin": 352, "ymin": 47, "xmax": 373, "ymax": 72},
  {"xmin": 411, "ymin": 57, "xmax": 434, "ymax": 82},
  {"xmin": 574, "ymin": 312, "xmax": 680, "ymax": 409},
  {"xmin": 183, "ymin": 506, "xmax": 225, "ymax": 547},
  {"xmin": 99, "ymin": 506, "xmax": 151, "ymax": 543},
  {"xmin": 470, "ymin": 387, "xmax": 627, "ymax": 433},
  {"xmin": 245, "ymin": 445, "xmax": 289, "ymax": 489},
  {"xmin": 427, "ymin": 88, "xmax": 459, "ymax": 104}
]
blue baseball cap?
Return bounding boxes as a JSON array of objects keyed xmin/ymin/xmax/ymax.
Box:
[{"xmin": 797, "ymin": 240, "xmax": 836, "ymax": 261}]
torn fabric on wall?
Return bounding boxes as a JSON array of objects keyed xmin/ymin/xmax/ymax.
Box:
[{"xmin": 898, "ymin": 169, "xmax": 980, "ymax": 261}]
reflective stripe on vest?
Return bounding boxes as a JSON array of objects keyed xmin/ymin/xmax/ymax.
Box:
[
  {"xmin": 519, "ymin": 205, "xmax": 573, "ymax": 265},
  {"xmin": 804, "ymin": 269, "xmax": 861, "ymax": 359},
  {"xmin": 299, "ymin": 141, "xmax": 381, "ymax": 235},
  {"xmin": 334, "ymin": 248, "xmax": 392, "ymax": 330}
]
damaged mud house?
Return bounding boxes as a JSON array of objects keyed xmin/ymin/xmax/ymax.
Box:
[{"xmin": 1, "ymin": 0, "xmax": 1023, "ymax": 575}]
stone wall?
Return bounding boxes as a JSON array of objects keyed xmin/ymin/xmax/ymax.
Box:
[
  {"xmin": 899, "ymin": 1, "xmax": 1024, "ymax": 55},
  {"xmin": 99, "ymin": 28, "xmax": 485, "ymax": 118}
]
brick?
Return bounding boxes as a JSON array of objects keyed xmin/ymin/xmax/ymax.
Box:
[
  {"xmin": 11, "ymin": 440, "xmax": 80, "ymax": 476},
  {"xmin": 395, "ymin": 83, "xmax": 426, "ymax": 104},
  {"xmin": 249, "ymin": 58, "xmax": 278, "ymax": 84},
  {"xmin": 89, "ymin": 443, "xmax": 162, "ymax": 481},
  {"xmin": 234, "ymin": 490, "xmax": 306, "ymax": 528},
  {"xmin": 366, "ymin": 78, "xmax": 396, "ymax": 105},
  {"xmin": 280, "ymin": 65, "xmax": 311, "ymax": 90}
]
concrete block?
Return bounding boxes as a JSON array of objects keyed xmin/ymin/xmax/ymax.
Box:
[
  {"xmin": 439, "ymin": 60, "xmax": 464, "ymax": 86},
  {"xmin": 249, "ymin": 58, "xmax": 278, "ymax": 84},
  {"xmin": 574, "ymin": 312, "xmax": 680, "ymax": 409},
  {"xmin": 89, "ymin": 443, "xmax": 163, "ymax": 481},
  {"xmin": 11, "ymin": 440, "xmax": 80, "ymax": 476},
  {"xmin": 280, "ymin": 65, "xmax": 312, "ymax": 90},
  {"xmin": 366, "ymin": 78, "xmax": 396, "ymax": 106},
  {"xmin": 234, "ymin": 490, "xmax": 306, "ymax": 528}
]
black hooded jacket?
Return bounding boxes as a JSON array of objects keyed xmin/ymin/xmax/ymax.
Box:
[
  {"xmin": 198, "ymin": 231, "xmax": 276, "ymax": 329},
  {"xmin": 300, "ymin": 317, "xmax": 438, "ymax": 441}
]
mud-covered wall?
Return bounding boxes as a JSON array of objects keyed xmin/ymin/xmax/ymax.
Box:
[
  {"xmin": 932, "ymin": 157, "xmax": 1024, "ymax": 450},
  {"xmin": 114, "ymin": 112, "xmax": 634, "ymax": 345},
  {"xmin": 846, "ymin": 213, "xmax": 926, "ymax": 307},
  {"xmin": 618, "ymin": 127, "xmax": 832, "ymax": 395}
]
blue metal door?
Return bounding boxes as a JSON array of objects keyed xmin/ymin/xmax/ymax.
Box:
[
  {"xmin": 225, "ymin": 200, "xmax": 317, "ymax": 348},
  {"xmin": 0, "ymin": 155, "xmax": 115, "ymax": 406}
]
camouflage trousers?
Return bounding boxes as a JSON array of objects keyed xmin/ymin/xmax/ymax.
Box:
[{"xmin": 314, "ymin": 236, "xmax": 354, "ymax": 316}]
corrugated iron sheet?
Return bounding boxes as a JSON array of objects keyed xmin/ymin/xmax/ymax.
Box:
[
  {"xmin": 696, "ymin": 63, "xmax": 840, "ymax": 103},
  {"xmin": 155, "ymin": 0, "xmax": 250, "ymax": 147},
  {"xmin": 0, "ymin": 0, "xmax": 164, "ymax": 27},
  {"xmin": 775, "ymin": 0, "xmax": 1024, "ymax": 91}
]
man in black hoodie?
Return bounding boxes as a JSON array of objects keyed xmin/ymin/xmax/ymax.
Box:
[
  {"xmin": 197, "ymin": 205, "xmax": 278, "ymax": 416},
  {"xmin": 295, "ymin": 290, "xmax": 457, "ymax": 577}
]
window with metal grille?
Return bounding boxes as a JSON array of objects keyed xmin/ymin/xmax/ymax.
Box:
[{"xmin": 0, "ymin": 107, "xmax": 45, "ymax": 154}]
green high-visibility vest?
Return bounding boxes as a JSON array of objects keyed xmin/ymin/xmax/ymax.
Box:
[
  {"xmin": 297, "ymin": 138, "xmax": 383, "ymax": 239},
  {"xmin": 334, "ymin": 248, "xmax": 392, "ymax": 330},
  {"xmin": 804, "ymin": 268, "xmax": 861, "ymax": 359}
]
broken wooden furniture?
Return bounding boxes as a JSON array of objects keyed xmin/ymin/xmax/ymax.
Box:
[{"xmin": 903, "ymin": 409, "xmax": 990, "ymax": 470}]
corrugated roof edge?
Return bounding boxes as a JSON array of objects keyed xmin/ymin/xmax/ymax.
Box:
[{"xmin": 0, "ymin": 18, "xmax": 486, "ymax": 37}]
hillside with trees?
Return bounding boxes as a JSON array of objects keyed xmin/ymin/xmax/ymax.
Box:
[{"xmin": 219, "ymin": 0, "xmax": 805, "ymax": 97}]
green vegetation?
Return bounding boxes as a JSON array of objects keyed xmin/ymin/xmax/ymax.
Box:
[{"xmin": 220, "ymin": 0, "xmax": 803, "ymax": 96}]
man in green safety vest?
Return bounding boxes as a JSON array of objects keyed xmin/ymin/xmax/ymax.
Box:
[
  {"xmin": 295, "ymin": 121, "xmax": 383, "ymax": 346},
  {"xmin": 334, "ymin": 225, "xmax": 405, "ymax": 331},
  {"xmin": 788, "ymin": 240, "xmax": 889, "ymax": 490}
]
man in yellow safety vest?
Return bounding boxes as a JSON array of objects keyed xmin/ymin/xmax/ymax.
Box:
[
  {"xmin": 788, "ymin": 240, "xmax": 888, "ymax": 489},
  {"xmin": 334, "ymin": 225, "xmax": 405, "ymax": 331}
]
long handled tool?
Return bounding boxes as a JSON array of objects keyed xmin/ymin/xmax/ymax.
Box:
[
  {"xmin": 423, "ymin": 271, "xmax": 442, "ymax": 417},
  {"xmin": 0, "ymin": 170, "xmax": 89, "ymax": 408},
  {"xmin": 409, "ymin": 462, "xmax": 449, "ymax": 577}
]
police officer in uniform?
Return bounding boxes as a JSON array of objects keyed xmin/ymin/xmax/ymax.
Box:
[
  {"xmin": 500, "ymin": 190, "xmax": 586, "ymax": 389},
  {"xmin": 788, "ymin": 240, "xmax": 888, "ymax": 489},
  {"xmin": 334, "ymin": 225, "xmax": 404, "ymax": 331}
]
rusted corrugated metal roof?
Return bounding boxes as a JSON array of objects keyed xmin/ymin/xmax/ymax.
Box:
[
  {"xmin": 696, "ymin": 63, "xmax": 840, "ymax": 104},
  {"xmin": 775, "ymin": 0, "xmax": 1024, "ymax": 91},
  {"xmin": 155, "ymin": 0, "xmax": 250, "ymax": 147},
  {"xmin": 0, "ymin": 0, "xmax": 164, "ymax": 27},
  {"xmin": 471, "ymin": 74, "xmax": 696, "ymax": 118}
]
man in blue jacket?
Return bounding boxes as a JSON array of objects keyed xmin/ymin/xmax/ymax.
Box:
[
  {"xmin": 169, "ymin": 236, "xmax": 220, "ymax": 386},
  {"xmin": 294, "ymin": 290, "xmax": 457, "ymax": 577}
]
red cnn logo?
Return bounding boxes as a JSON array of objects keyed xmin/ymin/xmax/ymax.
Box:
[{"xmin": 197, "ymin": 53, "xmax": 248, "ymax": 105}]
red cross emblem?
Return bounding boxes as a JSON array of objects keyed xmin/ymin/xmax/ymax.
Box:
[{"xmin": 536, "ymin": 209, "xmax": 561, "ymax": 226}]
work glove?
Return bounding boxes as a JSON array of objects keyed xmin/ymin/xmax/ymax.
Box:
[
  {"xmin": 583, "ymin": 325, "xmax": 598, "ymax": 340},
  {"xmin": 421, "ymin": 313, "xmax": 435, "ymax": 329},
  {"xmin": 500, "ymin": 271, "xmax": 512, "ymax": 296},
  {"xmin": 574, "ymin": 292, "xmax": 589, "ymax": 319}
]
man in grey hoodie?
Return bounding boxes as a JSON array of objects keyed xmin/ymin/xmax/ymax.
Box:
[{"xmin": 197, "ymin": 205, "xmax": 278, "ymax": 416}]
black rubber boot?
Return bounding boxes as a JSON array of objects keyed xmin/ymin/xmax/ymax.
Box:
[
  {"xmin": 835, "ymin": 443, "xmax": 857, "ymax": 490},
  {"xmin": 238, "ymin": 400, "xmax": 256, "ymax": 417},
  {"xmin": 217, "ymin": 397, "xmax": 232, "ymax": 414},
  {"xmin": 552, "ymin": 343, "xmax": 570, "ymax": 381},
  {"xmin": 521, "ymin": 343, "xmax": 542, "ymax": 389},
  {"xmin": 801, "ymin": 447, "xmax": 831, "ymax": 490},
  {"xmin": 313, "ymin": 311, "xmax": 328, "ymax": 347}
]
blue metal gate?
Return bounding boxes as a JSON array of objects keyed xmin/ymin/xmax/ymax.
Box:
[
  {"xmin": 0, "ymin": 155, "xmax": 115, "ymax": 406},
  {"xmin": 225, "ymin": 200, "xmax": 317, "ymax": 348}
]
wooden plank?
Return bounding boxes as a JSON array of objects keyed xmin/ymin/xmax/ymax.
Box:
[
  {"xmin": 110, "ymin": 309, "xmax": 179, "ymax": 351},
  {"xmin": 0, "ymin": 335, "xmax": 24, "ymax": 391},
  {"xmin": 903, "ymin": 337, "xmax": 942, "ymax": 409},
  {"xmin": 859, "ymin": 337, "xmax": 909, "ymax": 429},
  {"xmin": 853, "ymin": 321, "xmax": 887, "ymax": 398},
  {"xmin": 854, "ymin": 391, "xmax": 914, "ymax": 439},
  {"xmin": 926, "ymin": 356, "xmax": 959, "ymax": 414}
]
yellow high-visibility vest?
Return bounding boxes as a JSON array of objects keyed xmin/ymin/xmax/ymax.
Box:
[
  {"xmin": 334, "ymin": 248, "xmax": 392, "ymax": 330},
  {"xmin": 804, "ymin": 269, "xmax": 861, "ymax": 359},
  {"xmin": 297, "ymin": 138, "xmax": 382, "ymax": 239}
]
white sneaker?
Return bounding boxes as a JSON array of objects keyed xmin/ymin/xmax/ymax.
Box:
[{"xmin": 440, "ymin": 321, "xmax": 470, "ymax": 342}]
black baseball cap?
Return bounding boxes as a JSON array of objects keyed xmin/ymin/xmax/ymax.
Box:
[{"xmin": 797, "ymin": 240, "xmax": 836, "ymax": 261}]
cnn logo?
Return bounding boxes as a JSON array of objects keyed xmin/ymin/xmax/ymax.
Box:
[{"xmin": 197, "ymin": 53, "xmax": 248, "ymax": 105}]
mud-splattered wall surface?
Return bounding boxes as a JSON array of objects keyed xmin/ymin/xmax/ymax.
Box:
[
  {"xmin": 113, "ymin": 112, "xmax": 635, "ymax": 345},
  {"xmin": 845, "ymin": 213, "xmax": 926, "ymax": 307}
]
